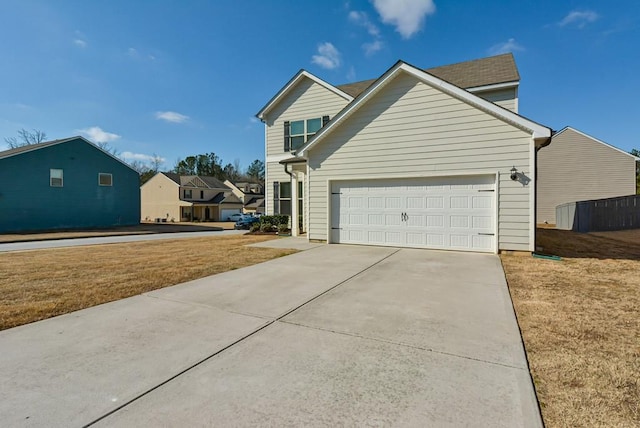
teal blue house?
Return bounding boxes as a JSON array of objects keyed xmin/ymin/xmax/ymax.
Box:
[{"xmin": 0, "ymin": 136, "xmax": 140, "ymax": 233}]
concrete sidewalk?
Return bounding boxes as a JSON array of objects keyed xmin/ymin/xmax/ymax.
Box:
[
  {"xmin": 0, "ymin": 229, "xmax": 244, "ymax": 252},
  {"xmin": 0, "ymin": 245, "xmax": 542, "ymax": 427}
]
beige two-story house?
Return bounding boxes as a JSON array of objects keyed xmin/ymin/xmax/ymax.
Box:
[
  {"xmin": 257, "ymin": 53, "xmax": 552, "ymax": 253},
  {"xmin": 141, "ymin": 172, "xmax": 243, "ymax": 222}
]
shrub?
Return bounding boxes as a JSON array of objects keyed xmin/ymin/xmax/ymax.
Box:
[
  {"xmin": 259, "ymin": 215, "xmax": 289, "ymax": 227},
  {"xmin": 249, "ymin": 222, "xmax": 260, "ymax": 232},
  {"xmin": 277, "ymin": 224, "xmax": 289, "ymax": 234},
  {"xmin": 260, "ymin": 222, "xmax": 274, "ymax": 233}
]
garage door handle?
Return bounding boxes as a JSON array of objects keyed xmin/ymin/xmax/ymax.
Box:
[{"xmin": 401, "ymin": 213, "xmax": 408, "ymax": 221}]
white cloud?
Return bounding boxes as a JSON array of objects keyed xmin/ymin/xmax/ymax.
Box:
[
  {"xmin": 311, "ymin": 42, "xmax": 341, "ymax": 69},
  {"xmin": 558, "ymin": 10, "xmax": 599, "ymax": 28},
  {"xmin": 73, "ymin": 39, "xmax": 87, "ymax": 48},
  {"xmin": 127, "ymin": 47, "xmax": 139, "ymax": 58},
  {"xmin": 249, "ymin": 117, "xmax": 259, "ymax": 124},
  {"xmin": 77, "ymin": 126, "xmax": 121, "ymax": 143},
  {"xmin": 155, "ymin": 111, "xmax": 189, "ymax": 124},
  {"xmin": 363, "ymin": 40, "xmax": 384, "ymax": 56},
  {"xmin": 349, "ymin": 10, "xmax": 380, "ymax": 37},
  {"xmin": 372, "ymin": 0, "xmax": 436, "ymax": 39},
  {"xmin": 488, "ymin": 38, "xmax": 525, "ymax": 56},
  {"xmin": 121, "ymin": 151, "xmax": 166, "ymax": 163}
]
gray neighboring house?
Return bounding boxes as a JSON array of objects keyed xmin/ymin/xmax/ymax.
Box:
[{"xmin": 537, "ymin": 127, "xmax": 638, "ymax": 225}]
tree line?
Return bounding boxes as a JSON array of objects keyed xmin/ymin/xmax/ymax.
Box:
[{"xmin": 4, "ymin": 128, "xmax": 265, "ymax": 185}]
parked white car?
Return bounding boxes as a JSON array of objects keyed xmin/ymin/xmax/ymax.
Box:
[{"xmin": 227, "ymin": 213, "xmax": 248, "ymax": 222}]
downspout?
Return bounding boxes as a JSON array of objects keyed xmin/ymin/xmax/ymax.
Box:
[{"xmin": 533, "ymin": 132, "xmax": 554, "ymax": 248}]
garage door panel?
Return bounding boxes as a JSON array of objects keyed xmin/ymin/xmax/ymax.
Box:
[
  {"xmin": 450, "ymin": 215, "xmax": 470, "ymax": 229},
  {"xmin": 426, "ymin": 197, "xmax": 444, "ymax": 209},
  {"xmin": 472, "ymin": 195, "xmax": 493, "ymax": 209},
  {"xmin": 331, "ymin": 176, "xmax": 495, "ymax": 253},
  {"xmin": 450, "ymin": 196, "xmax": 469, "ymax": 209},
  {"xmin": 406, "ymin": 232, "xmax": 426, "ymax": 246},
  {"xmin": 450, "ymin": 234, "xmax": 470, "ymax": 248}
]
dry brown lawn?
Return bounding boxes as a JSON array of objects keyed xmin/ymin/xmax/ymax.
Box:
[
  {"xmin": 502, "ymin": 229, "xmax": 640, "ymax": 427},
  {"xmin": 0, "ymin": 234, "xmax": 295, "ymax": 331}
]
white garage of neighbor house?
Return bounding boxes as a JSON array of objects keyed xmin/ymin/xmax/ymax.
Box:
[
  {"xmin": 537, "ymin": 127, "xmax": 638, "ymax": 225},
  {"xmin": 258, "ymin": 54, "xmax": 551, "ymax": 253}
]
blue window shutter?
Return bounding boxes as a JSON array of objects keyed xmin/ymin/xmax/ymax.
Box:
[{"xmin": 283, "ymin": 121, "xmax": 290, "ymax": 152}]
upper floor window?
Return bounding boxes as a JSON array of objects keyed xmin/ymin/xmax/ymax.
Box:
[
  {"xmin": 184, "ymin": 189, "xmax": 192, "ymax": 199},
  {"xmin": 284, "ymin": 116, "xmax": 329, "ymax": 152},
  {"xmin": 98, "ymin": 173, "xmax": 113, "ymax": 186},
  {"xmin": 50, "ymin": 169, "xmax": 63, "ymax": 187}
]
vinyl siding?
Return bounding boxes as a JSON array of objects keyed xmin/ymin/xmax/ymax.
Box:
[
  {"xmin": 263, "ymin": 77, "xmax": 350, "ymax": 215},
  {"xmin": 264, "ymin": 78, "xmax": 350, "ymax": 159},
  {"xmin": 265, "ymin": 161, "xmax": 291, "ymax": 214},
  {"xmin": 473, "ymin": 87, "xmax": 518, "ymax": 113},
  {"xmin": 0, "ymin": 138, "xmax": 140, "ymax": 233},
  {"xmin": 140, "ymin": 173, "xmax": 186, "ymax": 221},
  {"xmin": 307, "ymin": 72, "xmax": 534, "ymax": 251},
  {"xmin": 537, "ymin": 128, "xmax": 637, "ymax": 224}
]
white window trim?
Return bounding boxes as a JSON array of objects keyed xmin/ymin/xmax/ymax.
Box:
[
  {"xmin": 289, "ymin": 117, "xmax": 322, "ymax": 152},
  {"xmin": 98, "ymin": 173, "xmax": 113, "ymax": 186},
  {"xmin": 50, "ymin": 169, "xmax": 63, "ymax": 187}
]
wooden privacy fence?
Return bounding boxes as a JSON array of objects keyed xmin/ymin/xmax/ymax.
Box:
[{"xmin": 556, "ymin": 194, "xmax": 640, "ymax": 232}]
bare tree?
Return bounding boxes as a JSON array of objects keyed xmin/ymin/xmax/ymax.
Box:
[
  {"xmin": 4, "ymin": 128, "xmax": 47, "ymax": 148},
  {"xmin": 96, "ymin": 141, "xmax": 119, "ymax": 156}
]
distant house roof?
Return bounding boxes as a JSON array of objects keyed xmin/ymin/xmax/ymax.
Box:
[
  {"xmin": 245, "ymin": 197, "xmax": 265, "ymax": 209},
  {"xmin": 337, "ymin": 53, "xmax": 520, "ymax": 98},
  {"xmin": 161, "ymin": 172, "xmax": 227, "ymax": 189},
  {"xmin": 0, "ymin": 135, "xmax": 137, "ymax": 171},
  {"xmin": 208, "ymin": 192, "xmax": 243, "ymax": 204}
]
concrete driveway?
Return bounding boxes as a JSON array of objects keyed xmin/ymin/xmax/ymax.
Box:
[{"xmin": 0, "ymin": 244, "xmax": 541, "ymax": 427}]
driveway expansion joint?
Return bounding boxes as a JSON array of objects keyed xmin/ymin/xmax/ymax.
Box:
[{"xmin": 278, "ymin": 319, "xmax": 528, "ymax": 371}]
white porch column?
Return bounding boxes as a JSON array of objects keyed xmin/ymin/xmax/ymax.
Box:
[{"xmin": 290, "ymin": 172, "xmax": 299, "ymax": 237}]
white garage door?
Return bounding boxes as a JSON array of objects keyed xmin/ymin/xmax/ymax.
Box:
[
  {"xmin": 220, "ymin": 208, "xmax": 241, "ymax": 221},
  {"xmin": 330, "ymin": 176, "xmax": 496, "ymax": 252}
]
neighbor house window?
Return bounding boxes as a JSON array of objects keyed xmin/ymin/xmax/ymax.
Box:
[
  {"xmin": 184, "ymin": 189, "xmax": 192, "ymax": 198},
  {"xmin": 284, "ymin": 116, "xmax": 329, "ymax": 151},
  {"xmin": 98, "ymin": 173, "xmax": 113, "ymax": 186},
  {"xmin": 200, "ymin": 190, "xmax": 204, "ymax": 199},
  {"xmin": 50, "ymin": 169, "xmax": 63, "ymax": 187}
]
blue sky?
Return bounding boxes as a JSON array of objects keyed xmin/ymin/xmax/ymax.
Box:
[{"xmin": 1, "ymin": 1, "xmax": 638, "ymax": 171}]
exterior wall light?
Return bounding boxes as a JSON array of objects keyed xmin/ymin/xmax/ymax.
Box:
[{"xmin": 510, "ymin": 166, "xmax": 518, "ymax": 181}]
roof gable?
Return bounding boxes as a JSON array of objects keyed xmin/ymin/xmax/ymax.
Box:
[
  {"xmin": 0, "ymin": 136, "xmax": 138, "ymax": 172},
  {"xmin": 336, "ymin": 53, "xmax": 520, "ymax": 98},
  {"xmin": 298, "ymin": 61, "xmax": 549, "ymax": 157},
  {"xmin": 256, "ymin": 70, "xmax": 353, "ymax": 120},
  {"xmin": 553, "ymin": 127, "xmax": 639, "ymax": 160}
]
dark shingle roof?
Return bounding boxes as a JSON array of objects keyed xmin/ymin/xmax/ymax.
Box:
[
  {"xmin": 162, "ymin": 173, "xmax": 228, "ymax": 189},
  {"xmin": 162, "ymin": 172, "xmax": 181, "ymax": 185},
  {"xmin": 337, "ymin": 53, "xmax": 520, "ymax": 98},
  {"xmin": 208, "ymin": 192, "xmax": 242, "ymax": 204},
  {"xmin": 0, "ymin": 136, "xmax": 81, "ymax": 160}
]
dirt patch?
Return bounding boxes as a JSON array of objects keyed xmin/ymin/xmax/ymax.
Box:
[
  {"xmin": 0, "ymin": 234, "xmax": 295, "ymax": 331},
  {"xmin": 502, "ymin": 228, "xmax": 640, "ymax": 427},
  {"xmin": 0, "ymin": 222, "xmax": 237, "ymax": 243}
]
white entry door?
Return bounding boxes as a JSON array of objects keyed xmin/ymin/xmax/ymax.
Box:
[{"xmin": 330, "ymin": 176, "xmax": 496, "ymax": 252}]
